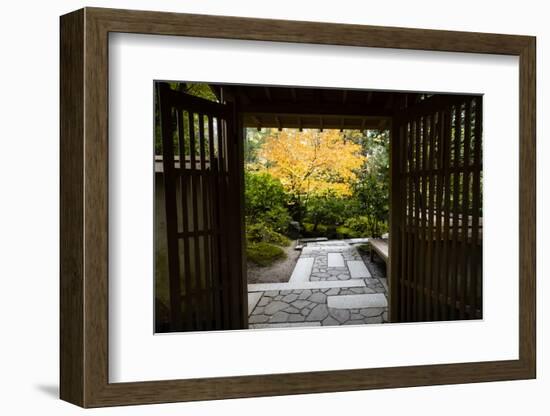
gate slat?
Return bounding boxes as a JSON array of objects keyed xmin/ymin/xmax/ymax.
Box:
[
  {"xmin": 187, "ymin": 111, "xmax": 203, "ymax": 330},
  {"xmin": 470, "ymin": 97, "xmax": 483, "ymax": 319},
  {"xmin": 159, "ymin": 88, "xmax": 183, "ymax": 331},
  {"xmin": 407, "ymin": 121, "xmax": 414, "ymax": 322},
  {"xmin": 450, "ymin": 105, "xmax": 462, "ymax": 320},
  {"xmin": 426, "ymin": 114, "xmax": 436, "ymax": 321},
  {"xmin": 399, "ymin": 123, "xmax": 407, "ymax": 322},
  {"xmin": 207, "ymin": 115, "xmax": 222, "ymax": 329},
  {"xmin": 441, "ymin": 105, "xmax": 453, "ymax": 320},
  {"xmin": 176, "ymin": 109, "xmax": 193, "ymax": 330},
  {"xmin": 198, "ymin": 114, "xmax": 211, "ymax": 330},
  {"xmin": 433, "ymin": 110, "xmax": 444, "ymax": 320},
  {"xmin": 217, "ymin": 117, "xmax": 231, "ymax": 328},
  {"xmin": 460, "ymin": 100, "xmax": 472, "ymax": 319}
]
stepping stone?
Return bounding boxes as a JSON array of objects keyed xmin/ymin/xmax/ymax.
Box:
[
  {"xmin": 322, "ymin": 316, "xmax": 340, "ymax": 326},
  {"xmin": 309, "ymin": 292, "xmax": 327, "ymax": 303},
  {"xmin": 347, "ymin": 260, "xmax": 371, "ymax": 278},
  {"xmin": 289, "ymin": 257, "xmax": 315, "ymax": 283},
  {"xmin": 366, "ymin": 315, "xmax": 383, "ymax": 324},
  {"xmin": 343, "ymin": 320, "xmax": 366, "ymax": 326},
  {"xmin": 247, "ymin": 279, "xmax": 366, "ymax": 293},
  {"xmin": 250, "ymin": 322, "xmax": 321, "ymax": 329},
  {"xmin": 329, "ymin": 308, "xmax": 350, "ymax": 323},
  {"xmin": 305, "ymin": 304, "xmax": 329, "ymax": 321},
  {"xmin": 289, "ymin": 314, "xmax": 305, "ymax": 322},
  {"xmin": 248, "ymin": 292, "xmax": 263, "ymax": 316},
  {"xmin": 264, "ymin": 300, "xmax": 290, "ymax": 315},
  {"xmin": 361, "ymin": 307, "xmax": 386, "ymax": 317},
  {"xmin": 327, "ymin": 293, "xmax": 387, "ymax": 309},
  {"xmin": 292, "ymin": 299, "xmax": 310, "ymax": 309},
  {"xmin": 249, "ymin": 314, "xmax": 269, "ymax": 324},
  {"xmin": 328, "ymin": 253, "xmax": 345, "ymax": 268},
  {"xmin": 270, "ymin": 311, "xmax": 289, "ymax": 323},
  {"xmin": 282, "ymin": 293, "xmax": 298, "ymax": 303}
]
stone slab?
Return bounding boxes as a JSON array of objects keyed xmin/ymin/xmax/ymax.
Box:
[
  {"xmin": 347, "ymin": 260, "xmax": 372, "ymax": 278},
  {"xmin": 346, "ymin": 238, "xmax": 370, "ymax": 244},
  {"xmin": 289, "ymin": 257, "xmax": 315, "ymax": 283},
  {"xmin": 248, "ymin": 279, "xmax": 366, "ymax": 293},
  {"xmin": 302, "ymin": 246, "xmax": 351, "ymax": 253},
  {"xmin": 379, "ymin": 277, "xmax": 389, "ymax": 292},
  {"xmin": 247, "ymin": 292, "xmax": 263, "ymax": 315},
  {"xmin": 327, "ymin": 293, "xmax": 388, "ymax": 309},
  {"xmin": 327, "ymin": 253, "xmax": 345, "ymax": 268}
]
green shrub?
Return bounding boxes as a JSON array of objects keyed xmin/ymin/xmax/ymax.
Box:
[
  {"xmin": 260, "ymin": 206, "xmax": 291, "ymax": 233},
  {"xmin": 336, "ymin": 226, "xmax": 360, "ymax": 239},
  {"xmin": 344, "ymin": 216, "xmax": 370, "ymax": 234},
  {"xmin": 302, "ymin": 222, "xmax": 329, "ymax": 238},
  {"xmin": 246, "ymin": 222, "xmax": 291, "ymax": 246},
  {"xmin": 246, "ymin": 242, "xmax": 286, "ymax": 266},
  {"xmin": 245, "ymin": 172, "xmax": 291, "ymax": 232},
  {"xmin": 304, "ymin": 194, "xmax": 355, "ymax": 228}
]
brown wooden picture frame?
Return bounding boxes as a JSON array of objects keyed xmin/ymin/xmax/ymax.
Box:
[{"xmin": 60, "ymin": 7, "xmax": 536, "ymax": 408}]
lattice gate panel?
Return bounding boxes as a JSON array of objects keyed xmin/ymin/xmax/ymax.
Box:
[
  {"xmin": 157, "ymin": 84, "xmax": 246, "ymax": 332},
  {"xmin": 394, "ymin": 95, "xmax": 482, "ymax": 322}
]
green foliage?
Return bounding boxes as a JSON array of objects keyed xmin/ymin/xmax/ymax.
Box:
[
  {"xmin": 335, "ymin": 226, "xmax": 360, "ymax": 239},
  {"xmin": 245, "ymin": 171, "xmax": 291, "ymax": 233},
  {"xmin": 246, "ymin": 222, "xmax": 290, "ymax": 247},
  {"xmin": 246, "ymin": 242, "xmax": 286, "ymax": 267},
  {"xmin": 154, "ymin": 82, "xmax": 218, "ymax": 155},
  {"xmin": 244, "ymin": 128, "xmax": 271, "ymax": 166},
  {"xmin": 304, "ymin": 192, "xmax": 357, "ymax": 229},
  {"xmin": 344, "ymin": 215, "xmax": 388, "ymax": 238},
  {"xmin": 302, "ymin": 222, "xmax": 327, "ymax": 236},
  {"xmin": 352, "ymin": 130, "xmax": 390, "ymax": 237}
]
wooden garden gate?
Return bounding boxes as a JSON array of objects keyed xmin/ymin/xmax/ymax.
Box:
[
  {"xmin": 157, "ymin": 84, "xmax": 247, "ymax": 332},
  {"xmin": 390, "ymin": 94, "xmax": 483, "ymax": 322}
]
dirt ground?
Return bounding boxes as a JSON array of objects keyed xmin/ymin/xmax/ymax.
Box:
[{"xmin": 246, "ymin": 240, "xmax": 300, "ymax": 284}]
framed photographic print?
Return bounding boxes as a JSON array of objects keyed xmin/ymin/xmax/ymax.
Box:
[{"xmin": 60, "ymin": 7, "xmax": 536, "ymax": 408}]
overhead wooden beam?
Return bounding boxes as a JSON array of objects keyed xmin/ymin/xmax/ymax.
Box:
[
  {"xmin": 251, "ymin": 115, "xmax": 261, "ymax": 131},
  {"xmin": 385, "ymin": 95, "xmax": 394, "ymax": 110},
  {"xmin": 241, "ymin": 101, "xmax": 392, "ymax": 117},
  {"xmin": 236, "ymin": 86, "xmax": 251, "ymax": 105},
  {"xmin": 342, "ymin": 90, "xmax": 348, "ymax": 104},
  {"xmin": 367, "ymin": 91, "xmax": 373, "ymax": 104},
  {"xmin": 290, "ymin": 88, "xmax": 297, "ymax": 102},
  {"xmin": 275, "ymin": 115, "xmax": 282, "ymax": 131},
  {"xmin": 242, "ymin": 115, "xmax": 385, "ymax": 130},
  {"xmin": 264, "ymin": 87, "xmax": 272, "ymax": 101}
]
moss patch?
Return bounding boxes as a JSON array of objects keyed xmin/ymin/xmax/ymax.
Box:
[{"xmin": 246, "ymin": 242, "xmax": 287, "ymax": 267}]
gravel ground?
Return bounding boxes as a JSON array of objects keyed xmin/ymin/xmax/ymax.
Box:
[
  {"xmin": 247, "ymin": 240, "xmax": 300, "ymax": 284},
  {"xmin": 358, "ymin": 247, "xmax": 387, "ymax": 279}
]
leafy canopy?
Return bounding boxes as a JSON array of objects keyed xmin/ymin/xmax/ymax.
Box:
[{"xmin": 260, "ymin": 129, "xmax": 365, "ymax": 198}]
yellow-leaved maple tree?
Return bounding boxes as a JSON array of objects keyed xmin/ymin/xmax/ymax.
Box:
[{"xmin": 260, "ymin": 129, "xmax": 365, "ymax": 200}]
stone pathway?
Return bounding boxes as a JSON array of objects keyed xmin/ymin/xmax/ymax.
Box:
[{"xmin": 248, "ymin": 240, "xmax": 388, "ymax": 329}]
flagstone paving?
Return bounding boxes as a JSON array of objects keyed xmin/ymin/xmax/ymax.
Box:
[{"xmin": 248, "ymin": 240, "xmax": 388, "ymax": 329}]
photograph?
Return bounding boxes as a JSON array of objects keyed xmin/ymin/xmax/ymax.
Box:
[
  {"xmin": 52, "ymin": 4, "xmax": 536, "ymax": 409},
  {"xmin": 154, "ymin": 81, "xmax": 483, "ymax": 333}
]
